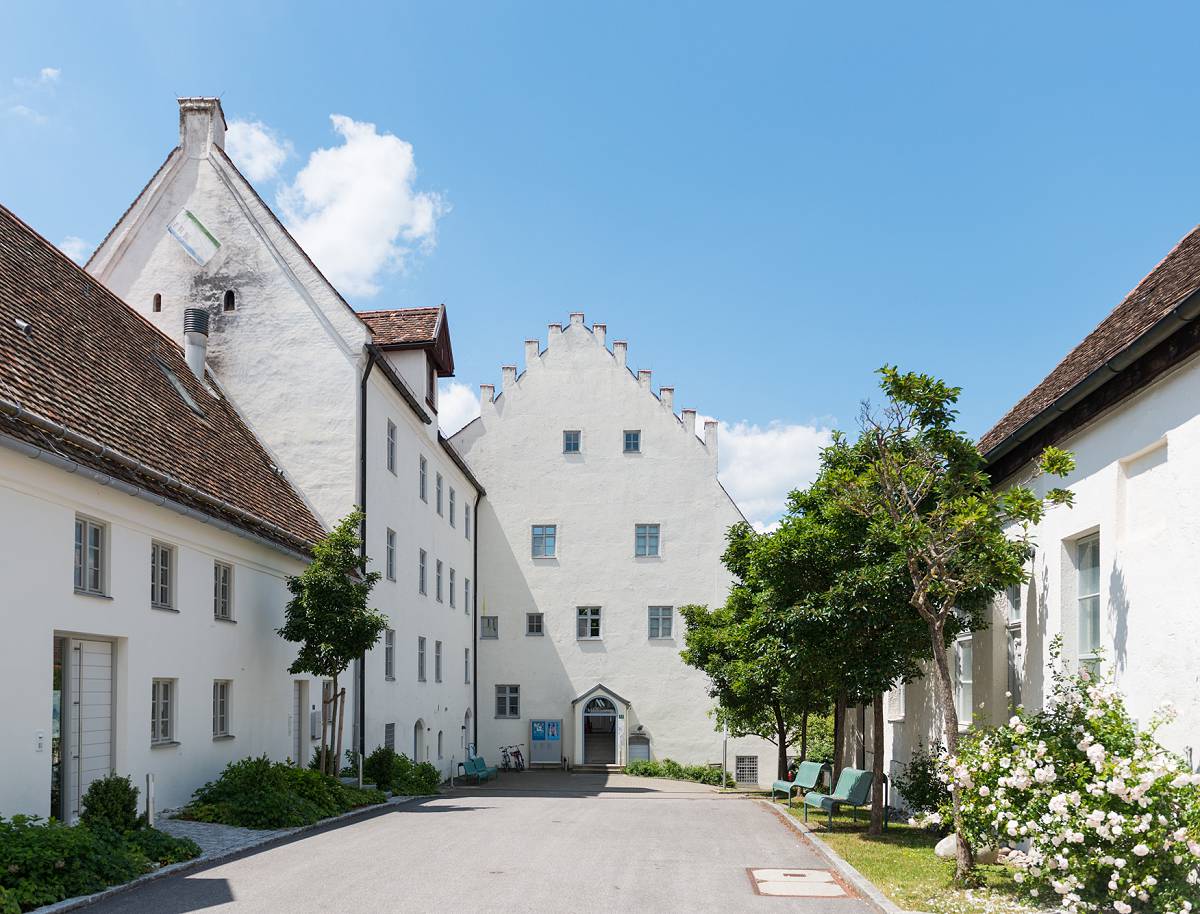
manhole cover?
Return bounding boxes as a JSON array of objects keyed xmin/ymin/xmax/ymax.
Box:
[{"xmin": 748, "ymin": 868, "xmax": 847, "ymax": 898}]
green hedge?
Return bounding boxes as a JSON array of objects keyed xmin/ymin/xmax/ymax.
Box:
[
  {"xmin": 179, "ymin": 755, "xmax": 386, "ymax": 829},
  {"xmin": 362, "ymin": 746, "xmax": 441, "ymax": 795},
  {"xmin": 624, "ymin": 758, "xmax": 735, "ymax": 787}
]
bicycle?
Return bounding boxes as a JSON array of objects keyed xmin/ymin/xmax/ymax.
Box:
[{"xmin": 499, "ymin": 744, "xmax": 526, "ymax": 772}]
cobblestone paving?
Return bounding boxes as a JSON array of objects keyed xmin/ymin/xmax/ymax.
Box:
[{"xmin": 156, "ymin": 816, "xmax": 282, "ymax": 857}]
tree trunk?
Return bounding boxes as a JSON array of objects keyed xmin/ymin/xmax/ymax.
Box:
[
  {"xmin": 799, "ymin": 708, "xmax": 809, "ymax": 762},
  {"xmin": 772, "ymin": 701, "xmax": 789, "ymax": 780},
  {"xmin": 327, "ymin": 674, "xmax": 340, "ymax": 776},
  {"xmin": 319, "ymin": 683, "xmax": 330, "ymax": 774},
  {"xmin": 833, "ymin": 691, "xmax": 847, "ymax": 779},
  {"xmin": 929, "ymin": 622, "xmax": 974, "ymax": 882},
  {"xmin": 868, "ymin": 694, "xmax": 885, "ymax": 835},
  {"xmin": 334, "ymin": 687, "xmax": 347, "ymax": 779}
]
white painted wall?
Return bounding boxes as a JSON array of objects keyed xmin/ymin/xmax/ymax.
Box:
[
  {"xmin": 453, "ymin": 314, "xmax": 777, "ymax": 784},
  {"xmin": 0, "ymin": 449, "xmax": 322, "ymax": 816},
  {"xmin": 885, "ymin": 353, "xmax": 1200, "ymax": 800}
]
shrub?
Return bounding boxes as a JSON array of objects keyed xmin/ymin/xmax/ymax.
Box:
[
  {"xmin": 893, "ymin": 742, "xmax": 950, "ymax": 820},
  {"xmin": 931, "ymin": 640, "xmax": 1200, "ymax": 914},
  {"xmin": 803, "ymin": 714, "xmax": 835, "ymax": 765},
  {"xmin": 79, "ymin": 774, "xmax": 140, "ymax": 833},
  {"xmin": 123, "ymin": 827, "xmax": 201, "ymax": 866},
  {"xmin": 624, "ymin": 758, "xmax": 734, "ymax": 787}
]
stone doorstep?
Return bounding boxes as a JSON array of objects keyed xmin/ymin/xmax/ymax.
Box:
[{"xmin": 31, "ymin": 794, "xmax": 422, "ymax": 914}]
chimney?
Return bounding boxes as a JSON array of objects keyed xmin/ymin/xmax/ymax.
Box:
[
  {"xmin": 547, "ymin": 323, "xmax": 563, "ymax": 347},
  {"xmin": 613, "ymin": 340, "xmax": 628, "ymax": 368},
  {"xmin": 501, "ymin": 365, "xmax": 518, "ymax": 390},
  {"xmin": 704, "ymin": 419, "xmax": 719, "ymax": 456},
  {"xmin": 524, "ymin": 339, "xmax": 540, "ymax": 368},
  {"xmin": 178, "ymin": 97, "xmax": 226, "ymax": 158},
  {"xmin": 659, "ymin": 387, "xmax": 674, "ymax": 411},
  {"xmin": 183, "ymin": 308, "xmax": 209, "ymax": 380},
  {"xmin": 682, "ymin": 409, "xmax": 696, "ymax": 437},
  {"xmin": 637, "ymin": 369, "xmax": 652, "ymax": 389},
  {"xmin": 480, "ymin": 383, "xmax": 495, "ymax": 405},
  {"xmin": 593, "ymin": 323, "xmax": 606, "ymax": 347},
  {"xmin": 569, "ymin": 312, "xmax": 585, "ymax": 326}
]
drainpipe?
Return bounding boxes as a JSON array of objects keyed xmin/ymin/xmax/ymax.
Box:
[
  {"xmin": 356, "ymin": 348, "xmax": 378, "ymax": 760},
  {"xmin": 472, "ymin": 490, "xmax": 481, "ymax": 751}
]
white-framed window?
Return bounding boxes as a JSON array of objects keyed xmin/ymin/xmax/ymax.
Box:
[
  {"xmin": 1005, "ymin": 583, "xmax": 1023, "ymax": 710},
  {"xmin": 449, "ymin": 489, "xmax": 456, "ymax": 527},
  {"xmin": 435, "ymin": 640, "xmax": 443, "ymax": 682},
  {"xmin": 384, "ymin": 722, "xmax": 395, "ymax": 751},
  {"xmin": 464, "ymin": 648, "xmax": 471, "ymax": 683},
  {"xmin": 886, "ymin": 681, "xmax": 906, "ymax": 722},
  {"xmin": 527, "ymin": 612, "xmax": 544, "ymax": 636},
  {"xmin": 417, "ymin": 636, "xmax": 427, "ymax": 682},
  {"xmin": 151, "ymin": 678, "xmax": 175, "ymax": 745},
  {"xmin": 495, "ymin": 684, "xmax": 520, "ymax": 719},
  {"xmin": 648, "ymin": 606, "xmax": 673, "ymax": 638},
  {"xmin": 150, "ymin": 541, "xmax": 174, "ymax": 609},
  {"xmin": 623, "ymin": 429, "xmax": 641, "ymax": 453},
  {"xmin": 576, "ymin": 606, "xmax": 602, "ymax": 640},
  {"xmin": 212, "ymin": 680, "xmax": 231, "ymax": 737},
  {"xmin": 464, "ymin": 578, "xmax": 471, "ymax": 615},
  {"xmin": 213, "ymin": 561, "xmax": 233, "ymax": 620},
  {"xmin": 74, "ymin": 516, "xmax": 105, "ymax": 594},
  {"xmin": 563, "ymin": 430, "xmax": 581, "ymax": 453},
  {"xmin": 436, "ymin": 560, "xmax": 444, "ymax": 602},
  {"xmin": 635, "ymin": 524, "xmax": 660, "ymax": 557},
  {"xmin": 436, "ymin": 474, "xmax": 444, "ymax": 515},
  {"xmin": 532, "ymin": 524, "xmax": 557, "ymax": 558},
  {"xmin": 384, "ymin": 629, "xmax": 395, "ymax": 680},
  {"xmin": 954, "ymin": 635, "xmax": 974, "ymax": 727},
  {"xmin": 449, "ymin": 568, "xmax": 456, "ymax": 607},
  {"xmin": 734, "ymin": 755, "xmax": 758, "ymax": 785},
  {"xmin": 386, "ymin": 419, "xmax": 397, "ymax": 475},
  {"xmin": 1076, "ymin": 534, "xmax": 1101, "ymax": 666},
  {"xmin": 480, "ymin": 616, "xmax": 498, "ymax": 639},
  {"xmin": 386, "ymin": 529, "xmax": 396, "ymax": 581},
  {"xmin": 465, "ymin": 505, "xmax": 471, "ymax": 540},
  {"xmin": 418, "ymin": 549, "xmax": 427, "ymax": 595},
  {"xmin": 419, "ymin": 455, "xmax": 428, "ymax": 502}
]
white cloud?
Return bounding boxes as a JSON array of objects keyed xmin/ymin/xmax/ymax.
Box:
[
  {"xmin": 225, "ymin": 119, "xmax": 292, "ymax": 182},
  {"xmin": 438, "ymin": 381, "xmax": 480, "ymax": 436},
  {"xmin": 6, "ymin": 104, "xmax": 46, "ymax": 124},
  {"xmin": 278, "ymin": 114, "xmax": 444, "ymax": 297},
  {"xmin": 698, "ymin": 415, "xmax": 834, "ymax": 530},
  {"xmin": 58, "ymin": 236, "xmax": 90, "ymax": 263},
  {"xmin": 39, "ymin": 67, "xmax": 60, "ymax": 84}
]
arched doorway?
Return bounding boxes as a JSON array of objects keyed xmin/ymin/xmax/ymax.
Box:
[
  {"xmin": 413, "ymin": 719, "xmax": 425, "ymax": 762},
  {"xmin": 583, "ymin": 697, "xmax": 617, "ymax": 764}
]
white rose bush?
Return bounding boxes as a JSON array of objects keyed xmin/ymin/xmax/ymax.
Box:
[{"xmin": 924, "ymin": 641, "xmax": 1200, "ymax": 913}]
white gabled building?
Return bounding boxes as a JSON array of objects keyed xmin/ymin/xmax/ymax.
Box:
[
  {"xmin": 86, "ymin": 98, "xmax": 480, "ymax": 778},
  {"xmin": 0, "ymin": 204, "xmax": 328, "ymax": 817},
  {"xmin": 883, "ymin": 224, "xmax": 1200, "ymax": 794},
  {"xmin": 452, "ymin": 314, "xmax": 777, "ymax": 785}
]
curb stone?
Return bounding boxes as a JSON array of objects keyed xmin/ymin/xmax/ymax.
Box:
[
  {"xmin": 32, "ymin": 793, "xmax": 424, "ymax": 914},
  {"xmin": 757, "ymin": 798, "xmax": 927, "ymax": 914}
]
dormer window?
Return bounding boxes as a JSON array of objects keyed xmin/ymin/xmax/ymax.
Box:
[
  {"xmin": 223, "ymin": 290, "xmax": 236, "ymax": 312},
  {"xmin": 426, "ymin": 355, "xmax": 437, "ymax": 411},
  {"xmin": 153, "ymin": 293, "xmax": 162, "ymax": 313}
]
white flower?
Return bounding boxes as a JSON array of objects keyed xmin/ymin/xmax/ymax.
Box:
[{"xmin": 1132, "ymin": 843, "xmax": 1150, "ymax": 857}]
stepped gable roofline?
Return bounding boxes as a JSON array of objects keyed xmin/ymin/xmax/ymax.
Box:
[
  {"xmin": 359, "ymin": 305, "xmax": 454, "ymax": 376},
  {"xmin": 0, "ymin": 202, "xmax": 324, "ymax": 554},
  {"xmin": 981, "ymin": 224, "xmax": 1200, "ymax": 470}
]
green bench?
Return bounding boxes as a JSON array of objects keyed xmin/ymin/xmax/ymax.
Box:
[
  {"xmin": 771, "ymin": 760, "xmax": 830, "ymax": 805},
  {"xmin": 460, "ymin": 756, "xmax": 498, "ymax": 783},
  {"xmin": 802, "ymin": 767, "xmax": 879, "ymax": 829}
]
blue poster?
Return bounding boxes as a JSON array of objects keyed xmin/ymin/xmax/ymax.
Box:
[
  {"xmin": 532, "ymin": 720, "xmax": 546, "ymax": 741},
  {"xmin": 547, "ymin": 720, "xmax": 560, "ymax": 741}
]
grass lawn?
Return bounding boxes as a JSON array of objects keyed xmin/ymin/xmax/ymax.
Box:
[{"xmin": 777, "ymin": 802, "xmax": 1043, "ymax": 914}]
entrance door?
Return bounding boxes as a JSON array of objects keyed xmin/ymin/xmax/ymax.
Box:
[
  {"xmin": 583, "ymin": 698, "xmax": 616, "ymax": 764},
  {"xmin": 64, "ymin": 639, "xmax": 114, "ymax": 822}
]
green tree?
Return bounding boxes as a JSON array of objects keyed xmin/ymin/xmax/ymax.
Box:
[
  {"xmin": 276, "ymin": 509, "xmax": 386, "ymax": 776},
  {"xmin": 827, "ymin": 367, "xmax": 1073, "ymax": 877}
]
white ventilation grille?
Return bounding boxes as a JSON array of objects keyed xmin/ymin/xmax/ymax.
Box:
[{"xmin": 735, "ymin": 755, "xmax": 759, "ymax": 785}]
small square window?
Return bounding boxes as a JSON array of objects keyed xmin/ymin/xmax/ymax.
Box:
[
  {"xmin": 635, "ymin": 524, "xmax": 660, "ymax": 557},
  {"xmin": 532, "ymin": 525, "xmax": 557, "ymax": 558},
  {"xmin": 495, "ymin": 684, "xmax": 520, "ymax": 719},
  {"xmin": 214, "ymin": 561, "xmax": 233, "ymax": 620},
  {"xmin": 648, "ymin": 606, "xmax": 673, "ymax": 639},
  {"xmin": 563, "ymin": 430, "xmax": 581, "ymax": 454},
  {"xmin": 623, "ymin": 430, "xmax": 641, "ymax": 453},
  {"xmin": 576, "ymin": 606, "xmax": 602, "ymax": 640},
  {"xmin": 734, "ymin": 755, "xmax": 759, "ymax": 785},
  {"xmin": 527, "ymin": 612, "xmax": 544, "ymax": 636},
  {"xmin": 481, "ymin": 616, "xmax": 499, "ymax": 639}
]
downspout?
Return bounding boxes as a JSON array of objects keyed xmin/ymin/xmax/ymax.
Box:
[
  {"xmin": 357, "ymin": 349, "xmax": 378, "ymax": 759},
  {"xmin": 472, "ymin": 490, "xmax": 481, "ymax": 751}
]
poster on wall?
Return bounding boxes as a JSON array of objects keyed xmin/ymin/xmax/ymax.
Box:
[{"xmin": 530, "ymin": 719, "xmax": 562, "ymax": 764}]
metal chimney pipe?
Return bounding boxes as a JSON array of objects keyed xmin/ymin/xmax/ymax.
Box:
[{"xmin": 183, "ymin": 308, "xmax": 209, "ymax": 380}]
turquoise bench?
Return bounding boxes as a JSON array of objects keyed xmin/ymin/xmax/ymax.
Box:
[
  {"xmin": 771, "ymin": 760, "xmax": 830, "ymax": 805},
  {"xmin": 463, "ymin": 755, "xmax": 497, "ymax": 782},
  {"xmin": 802, "ymin": 767, "xmax": 878, "ymax": 829}
]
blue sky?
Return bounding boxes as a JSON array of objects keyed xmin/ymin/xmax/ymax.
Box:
[{"xmin": 4, "ymin": 1, "xmax": 1200, "ymax": 526}]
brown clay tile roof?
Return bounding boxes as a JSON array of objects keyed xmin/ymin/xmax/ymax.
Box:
[
  {"xmin": 980, "ymin": 224, "xmax": 1200, "ymax": 455},
  {"xmin": 359, "ymin": 306, "xmax": 442, "ymax": 346},
  {"xmin": 0, "ymin": 203, "xmax": 324, "ymax": 552}
]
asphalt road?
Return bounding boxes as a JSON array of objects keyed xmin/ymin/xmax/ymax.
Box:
[{"xmin": 85, "ymin": 773, "xmax": 881, "ymax": 913}]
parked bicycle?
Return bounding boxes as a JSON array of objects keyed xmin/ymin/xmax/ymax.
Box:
[{"xmin": 499, "ymin": 744, "xmax": 526, "ymax": 772}]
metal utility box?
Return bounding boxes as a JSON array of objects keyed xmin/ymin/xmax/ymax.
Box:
[{"xmin": 529, "ymin": 719, "xmax": 562, "ymax": 765}]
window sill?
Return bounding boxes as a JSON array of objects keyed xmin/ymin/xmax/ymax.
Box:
[
  {"xmin": 634, "ymin": 554, "xmax": 662, "ymax": 560},
  {"xmin": 151, "ymin": 605, "xmax": 180, "ymax": 613},
  {"xmin": 214, "ymin": 616, "xmax": 237, "ymax": 624},
  {"xmin": 577, "ymin": 638, "xmax": 603, "ymax": 643},
  {"xmin": 648, "ymin": 636, "xmax": 674, "ymax": 642},
  {"xmin": 151, "ymin": 741, "xmax": 180, "ymax": 750},
  {"xmin": 74, "ymin": 589, "xmax": 112, "ymax": 600},
  {"xmin": 531, "ymin": 556, "xmax": 558, "ymax": 561},
  {"xmin": 480, "ymin": 636, "xmax": 498, "ymax": 641},
  {"xmin": 212, "ymin": 734, "xmax": 235, "ymax": 742},
  {"xmin": 526, "ymin": 632, "xmax": 544, "ymax": 637},
  {"xmin": 495, "ymin": 717, "xmax": 520, "ymax": 721}
]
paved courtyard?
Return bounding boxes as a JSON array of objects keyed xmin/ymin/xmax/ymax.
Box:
[{"xmin": 85, "ymin": 772, "xmax": 880, "ymax": 913}]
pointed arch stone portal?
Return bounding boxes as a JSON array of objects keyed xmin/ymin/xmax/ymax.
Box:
[{"xmin": 571, "ymin": 684, "xmax": 630, "ymax": 767}]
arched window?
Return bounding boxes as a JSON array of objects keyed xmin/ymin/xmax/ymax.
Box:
[
  {"xmin": 223, "ymin": 289, "xmax": 236, "ymax": 311},
  {"xmin": 585, "ymin": 697, "xmax": 615, "ymax": 714},
  {"xmin": 437, "ymin": 731, "xmax": 443, "ymax": 760},
  {"xmin": 152, "ymin": 293, "xmax": 162, "ymax": 313}
]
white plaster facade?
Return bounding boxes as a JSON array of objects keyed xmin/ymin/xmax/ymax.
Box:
[
  {"xmin": 87, "ymin": 99, "xmax": 478, "ymax": 780},
  {"xmin": 453, "ymin": 314, "xmax": 778, "ymax": 784},
  {"xmin": 0, "ymin": 449, "xmax": 323, "ymax": 817},
  {"xmin": 883, "ymin": 351, "xmax": 1200, "ymax": 800}
]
